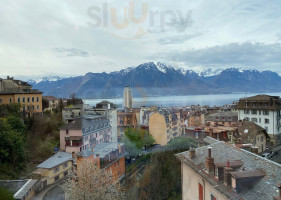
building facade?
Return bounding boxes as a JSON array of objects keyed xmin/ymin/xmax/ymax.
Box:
[
  {"xmin": 176, "ymin": 137, "xmax": 281, "ymax": 200},
  {"xmin": 76, "ymin": 142, "xmax": 126, "ymax": 180},
  {"xmin": 0, "ymin": 76, "xmax": 43, "ymax": 114},
  {"xmin": 237, "ymin": 95, "xmax": 281, "ymax": 146},
  {"xmin": 33, "ymin": 151, "xmax": 72, "ymax": 187},
  {"xmin": 60, "ymin": 114, "xmax": 112, "ymax": 153},
  {"xmin": 123, "ymin": 86, "xmax": 132, "ymax": 109},
  {"xmin": 149, "ymin": 110, "xmax": 184, "ymax": 146}
]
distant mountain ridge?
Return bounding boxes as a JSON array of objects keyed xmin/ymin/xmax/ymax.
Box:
[{"xmin": 29, "ymin": 62, "xmax": 281, "ymax": 98}]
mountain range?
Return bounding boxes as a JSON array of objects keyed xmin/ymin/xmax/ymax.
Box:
[{"xmin": 28, "ymin": 62, "xmax": 281, "ymax": 98}]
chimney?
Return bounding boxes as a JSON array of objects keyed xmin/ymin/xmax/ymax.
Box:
[
  {"xmin": 209, "ymin": 128, "xmax": 213, "ymax": 137},
  {"xmin": 224, "ymin": 160, "xmax": 234, "ymax": 187},
  {"xmin": 117, "ymin": 144, "xmax": 121, "ymax": 154},
  {"xmin": 251, "ymin": 147, "xmax": 259, "ymax": 154},
  {"xmin": 189, "ymin": 148, "xmax": 196, "ymax": 158},
  {"xmin": 274, "ymin": 183, "xmax": 281, "ymax": 200},
  {"xmin": 206, "ymin": 147, "xmax": 215, "ymax": 175}
]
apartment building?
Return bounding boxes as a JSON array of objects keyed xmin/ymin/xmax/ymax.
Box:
[
  {"xmin": 149, "ymin": 109, "xmax": 184, "ymax": 145},
  {"xmin": 0, "ymin": 76, "xmax": 43, "ymax": 114},
  {"xmin": 76, "ymin": 142, "xmax": 126, "ymax": 180},
  {"xmin": 59, "ymin": 114, "xmax": 112, "ymax": 153},
  {"xmin": 33, "ymin": 151, "xmax": 72, "ymax": 187},
  {"xmin": 237, "ymin": 95, "xmax": 281, "ymax": 146},
  {"xmin": 176, "ymin": 137, "xmax": 281, "ymax": 200}
]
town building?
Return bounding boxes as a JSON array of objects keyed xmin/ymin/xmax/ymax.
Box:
[
  {"xmin": 61, "ymin": 104, "xmax": 89, "ymax": 123},
  {"xmin": 0, "ymin": 76, "xmax": 43, "ymax": 114},
  {"xmin": 206, "ymin": 111, "xmax": 238, "ymax": 125},
  {"xmin": 237, "ymin": 94, "xmax": 281, "ymax": 146},
  {"xmin": 85, "ymin": 101, "xmax": 118, "ymax": 143},
  {"xmin": 0, "ymin": 179, "xmax": 38, "ymax": 200},
  {"xmin": 117, "ymin": 109, "xmax": 138, "ymax": 141},
  {"xmin": 188, "ymin": 110, "xmax": 205, "ymax": 127},
  {"xmin": 176, "ymin": 137, "xmax": 281, "ymax": 200},
  {"xmin": 149, "ymin": 110, "xmax": 184, "ymax": 146},
  {"xmin": 59, "ymin": 114, "xmax": 112, "ymax": 153},
  {"xmin": 33, "ymin": 151, "xmax": 72, "ymax": 188},
  {"xmin": 76, "ymin": 142, "xmax": 126, "ymax": 180},
  {"xmin": 123, "ymin": 86, "xmax": 132, "ymax": 109},
  {"xmin": 43, "ymin": 96, "xmax": 59, "ymax": 112}
]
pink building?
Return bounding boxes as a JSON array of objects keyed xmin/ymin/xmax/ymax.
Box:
[{"xmin": 60, "ymin": 114, "xmax": 112, "ymax": 153}]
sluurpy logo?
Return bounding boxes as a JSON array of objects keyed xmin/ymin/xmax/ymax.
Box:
[{"xmin": 87, "ymin": 1, "xmax": 193, "ymax": 40}]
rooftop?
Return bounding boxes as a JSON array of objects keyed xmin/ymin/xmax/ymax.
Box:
[
  {"xmin": 76, "ymin": 142, "xmax": 124, "ymax": 158},
  {"xmin": 37, "ymin": 151, "xmax": 72, "ymax": 169},
  {"xmin": 0, "ymin": 179, "xmax": 37, "ymax": 199},
  {"xmin": 176, "ymin": 137, "xmax": 281, "ymax": 200}
]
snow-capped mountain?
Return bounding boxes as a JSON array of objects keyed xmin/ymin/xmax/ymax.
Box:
[{"xmin": 29, "ymin": 62, "xmax": 281, "ymax": 98}]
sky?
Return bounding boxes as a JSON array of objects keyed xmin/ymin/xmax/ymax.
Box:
[{"xmin": 1, "ymin": 0, "xmax": 281, "ymax": 79}]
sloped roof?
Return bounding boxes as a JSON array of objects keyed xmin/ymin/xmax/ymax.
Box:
[
  {"xmin": 37, "ymin": 151, "xmax": 72, "ymax": 169},
  {"xmin": 176, "ymin": 137, "xmax": 281, "ymax": 200}
]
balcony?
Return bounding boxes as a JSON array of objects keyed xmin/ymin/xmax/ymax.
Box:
[{"xmin": 65, "ymin": 142, "xmax": 82, "ymax": 147}]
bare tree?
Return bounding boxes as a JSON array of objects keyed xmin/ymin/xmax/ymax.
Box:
[{"xmin": 63, "ymin": 159, "xmax": 125, "ymax": 200}]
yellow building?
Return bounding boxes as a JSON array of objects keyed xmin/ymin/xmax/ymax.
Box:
[
  {"xmin": 0, "ymin": 76, "xmax": 43, "ymax": 114},
  {"xmin": 149, "ymin": 111, "xmax": 184, "ymax": 146},
  {"xmin": 33, "ymin": 151, "xmax": 72, "ymax": 189}
]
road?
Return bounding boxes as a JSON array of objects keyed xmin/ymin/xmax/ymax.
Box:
[{"xmin": 42, "ymin": 185, "xmax": 64, "ymax": 200}]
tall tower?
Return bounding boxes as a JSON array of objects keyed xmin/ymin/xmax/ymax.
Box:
[{"xmin": 123, "ymin": 86, "xmax": 132, "ymax": 109}]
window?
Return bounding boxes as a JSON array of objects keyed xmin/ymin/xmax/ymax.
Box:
[
  {"xmin": 259, "ymin": 118, "xmax": 261, "ymax": 123},
  {"xmin": 22, "ymin": 97, "xmax": 25, "ymax": 103},
  {"xmin": 23, "ymin": 106, "xmax": 25, "ymax": 112},
  {"xmin": 37, "ymin": 105, "xmax": 39, "ymax": 110},
  {"xmin": 263, "ymin": 111, "xmax": 269, "ymax": 115},
  {"xmin": 37, "ymin": 97, "xmax": 39, "ymax": 102},
  {"xmin": 32, "ymin": 105, "xmax": 34, "ymax": 110},
  {"xmin": 211, "ymin": 194, "xmax": 217, "ymax": 200},
  {"xmin": 9, "ymin": 98, "xmax": 11, "ymax": 103},
  {"xmin": 27, "ymin": 97, "xmax": 30, "ymax": 102},
  {"xmin": 18, "ymin": 97, "xmax": 20, "ymax": 103},
  {"xmin": 251, "ymin": 118, "xmax": 257, "ymax": 123},
  {"xmin": 32, "ymin": 97, "xmax": 34, "ymax": 102},
  {"xmin": 54, "ymin": 175, "xmax": 59, "ymax": 181},
  {"xmin": 265, "ymin": 118, "xmax": 269, "ymax": 124},
  {"xmin": 63, "ymin": 171, "xmax": 68, "ymax": 176},
  {"xmin": 27, "ymin": 106, "xmax": 30, "ymax": 110},
  {"xmin": 63, "ymin": 162, "xmax": 68, "ymax": 169},
  {"xmin": 53, "ymin": 167, "xmax": 59, "ymax": 173},
  {"xmin": 265, "ymin": 127, "xmax": 268, "ymax": 132},
  {"xmin": 252, "ymin": 110, "xmax": 257, "ymax": 115},
  {"xmin": 195, "ymin": 131, "xmax": 199, "ymax": 138},
  {"xmin": 198, "ymin": 183, "xmax": 203, "ymax": 200},
  {"xmin": 244, "ymin": 110, "xmax": 249, "ymax": 114},
  {"xmin": 261, "ymin": 136, "xmax": 264, "ymax": 142}
]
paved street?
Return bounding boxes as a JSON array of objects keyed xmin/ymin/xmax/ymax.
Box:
[{"xmin": 43, "ymin": 185, "xmax": 64, "ymax": 200}]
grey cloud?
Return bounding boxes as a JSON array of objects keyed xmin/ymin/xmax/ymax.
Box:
[
  {"xmin": 53, "ymin": 48, "xmax": 90, "ymax": 57},
  {"xmin": 152, "ymin": 43, "xmax": 281, "ymax": 72},
  {"xmin": 158, "ymin": 32, "xmax": 202, "ymax": 45}
]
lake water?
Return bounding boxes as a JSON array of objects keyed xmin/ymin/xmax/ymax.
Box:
[{"xmin": 84, "ymin": 92, "xmax": 281, "ymax": 107}]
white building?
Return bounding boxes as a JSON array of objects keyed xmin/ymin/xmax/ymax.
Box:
[
  {"xmin": 123, "ymin": 86, "xmax": 132, "ymax": 109},
  {"xmin": 237, "ymin": 95, "xmax": 281, "ymax": 146}
]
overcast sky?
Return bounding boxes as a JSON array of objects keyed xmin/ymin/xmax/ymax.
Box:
[{"xmin": 1, "ymin": 0, "xmax": 281, "ymax": 79}]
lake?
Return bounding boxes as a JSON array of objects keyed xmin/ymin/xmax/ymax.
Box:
[{"xmin": 84, "ymin": 92, "xmax": 281, "ymax": 107}]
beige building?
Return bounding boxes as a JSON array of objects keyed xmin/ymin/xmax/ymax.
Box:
[
  {"xmin": 149, "ymin": 111, "xmax": 184, "ymax": 146},
  {"xmin": 33, "ymin": 151, "xmax": 72, "ymax": 188},
  {"xmin": 0, "ymin": 76, "xmax": 43, "ymax": 114},
  {"xmin": 123, "ymin": 86, "xmax": 132, "ymax": 109},
  {"xmin": 176, "ymin": 137, "xmax": 281, "ymax": 200},
  {"xmin": 43, "ymin": 96, "xmax": 59, "ymax": 112}
]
